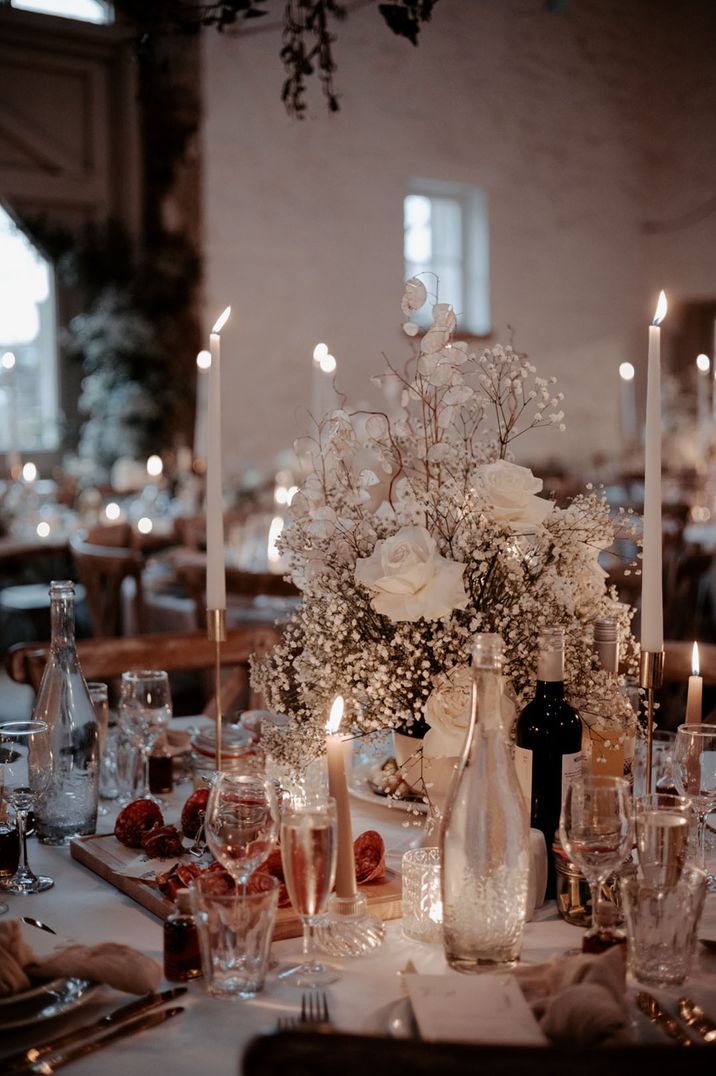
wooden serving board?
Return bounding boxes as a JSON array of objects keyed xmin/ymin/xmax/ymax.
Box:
[{"xmin": 70, "ymin": 833, "xmax": 402, "ymax": 941}]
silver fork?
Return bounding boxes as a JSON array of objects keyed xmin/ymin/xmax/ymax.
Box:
[
  {"xmin": 276, "ymin": 1015, "xmax": 300, "ymax": 1031},
  {"xmin": 301, "ymin": 990, "xmax": 331, "ymax": 1027}
]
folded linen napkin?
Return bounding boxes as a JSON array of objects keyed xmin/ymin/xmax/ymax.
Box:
[
  {"xmin": 514, "ymin": 946, "xmax": 633, "ymax": 1047},
  {"xmin": 0, "ymin": 920, "xmax": 161, "ymax": 997}
]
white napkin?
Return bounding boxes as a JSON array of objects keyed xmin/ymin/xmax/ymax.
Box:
[
  {"xmin": 404, "ymin": 972, "xmax": 547, "ymax": 1046},
  {"xmin": 514, "ymin": 946, "xmax": 634, "ymax": 1046}
]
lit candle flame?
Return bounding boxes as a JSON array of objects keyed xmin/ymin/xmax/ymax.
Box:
[
  {"xmin": 196, "ymin": 349, "xmax": 211, "ymax": 370},
  {"xmin": 696, "ymin": 353, "xmax": 710, "ymax": 374},
  {"xmin": 692, "ymin": 641, "xmax": 700, "ymax": 677},
  {"xmin": 1, "ymin": 351, "xmax": 16, "ymax": 370},
  {"xmin": 211, "ymin": 306, "xmax": 231, "ymax": 335},
  {"xmin": 619, "ymin": 361, "xmax": 635, "ymax": 382},
  {"xmin": 326, "ymin": 695, "xmax": 344, "ymax": 735},
  {"xmin": 313, "ymin": 342, "xmax": 329, "ymax": 364},
  {"xmin": 652, "ymin": 290, "xmax": 667, "ymax": 326}
]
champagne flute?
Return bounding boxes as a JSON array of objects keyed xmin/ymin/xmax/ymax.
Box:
[
  {"xmin": 118, "ymin": 670, "xmax": 172, "ymax": 802},
  {"xmin": 634, "ymin": 792, "xmax": 692, "ymax": 888},
  {"xmin": 0, "ymin": 721, "xmax": 53, "ymax": 894},
  {"xmin": 205, "ymin": 771, "xmax": 279, "ymax": 886},
  {"xmin": 560, "ymin": 775, "xmax": 632, "ymax": 943},
  {"xmin": 672, "ymin": 723, "xmax": 716, "ymax": 890},
  {"xmin": 279, "ymin": 800, "xmax": 338, "ymax": 988}
]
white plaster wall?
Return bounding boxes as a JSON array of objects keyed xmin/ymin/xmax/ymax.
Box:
[{"xmin": 202, "ymin": 0, "xmax": 712, "ymax": 481}]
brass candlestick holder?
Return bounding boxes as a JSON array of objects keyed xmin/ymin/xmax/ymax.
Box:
[
  {"xmin": 639, "ymin": 649, "xmax": 664, "ymax": 794},
  {"xmin": 207, "ymin": 608, "xmax": 226, "ymax": 770}
]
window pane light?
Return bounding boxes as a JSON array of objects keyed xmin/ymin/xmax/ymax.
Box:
[
  {"xmin": 11, "ymin": 0, "xmax": 113, "ymax": 23},
  {"xmin": 0, "ymin": 205, "xmax": 59, "ymax": 452},
  {"xmin": 404, "ymin": 179, "xmax": 490, "ymax": 336}
]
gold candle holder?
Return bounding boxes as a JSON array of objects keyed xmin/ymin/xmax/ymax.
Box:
[
  {"xmin": 207, "ymin": 608, "xmax": 226, "ymax": 770},
  {"xmin": 639, "ymin": 649, "xmax": 664, "ymax": 795}
]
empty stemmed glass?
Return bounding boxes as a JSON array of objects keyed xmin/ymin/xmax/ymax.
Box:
[
  {"xmin": 118, "ymin": 671, "xmax": 172, "ymax": 802},
  {"xmin": 672, "ymin": 723, "xmax": 716, "ymax": 890},
  {"xmin": 0, "ymin": 721, "xmax": 53, "ymax": 894},
  {"xmin": 560, "ymin": 775, "xmax": 632, "ymax": 944},
  {"xmin": 279, "ymin": 799, "xmax": 339, "ymax": 988},
  {"xmin": 204, "ymin": 771, "xmax": 279, "ymax": 887}
]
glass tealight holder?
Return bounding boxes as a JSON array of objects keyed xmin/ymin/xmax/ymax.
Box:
[{"xmin": 401, "ymin": 847, "xmax": 443, "ymax": 944}]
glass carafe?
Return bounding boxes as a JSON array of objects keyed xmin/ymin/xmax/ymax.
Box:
[
  {"xmin": 33, "ymin": 581, "xmax": 99, "ymax": 844},
  {"xmin": 440, "ymin": 633, "xmax": 529, "ymax": 970}
]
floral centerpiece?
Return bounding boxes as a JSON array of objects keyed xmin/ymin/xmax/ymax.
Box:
[{"xmin": 252, "ymin": 280, "xmax": 638, "ymax": 785}]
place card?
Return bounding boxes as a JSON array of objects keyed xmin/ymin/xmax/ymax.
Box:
[{"xmin": 404, "ymin": 972, "xmax": 547, "ymax": 1046}]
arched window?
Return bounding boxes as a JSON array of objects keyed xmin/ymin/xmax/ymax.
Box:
[{"xmin": 0, "ymin": 205, "xmax": 59, "ymax": 454}]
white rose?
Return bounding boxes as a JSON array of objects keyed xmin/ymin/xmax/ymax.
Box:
[
  {"xmin": 355, "ymin": 524, "xmax": 468, "ymax": 623},
  {"xmin": 423, "ymin": 665, "xmax": 518, "ymax": 758},
  {"xmin": 423, "ymin": 665, "xmax": 472, "ymax": 758},
  {"xmin": 472, "ymin": 460, "xmax": 553, "ymax": 532}
]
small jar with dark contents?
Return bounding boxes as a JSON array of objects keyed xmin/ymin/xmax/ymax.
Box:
[{"xmin": 163, "ymin": 888, "xmax": 202, "ymax": 982}]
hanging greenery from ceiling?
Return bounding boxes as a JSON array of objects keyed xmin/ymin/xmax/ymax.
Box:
[{"xmin": 114, "ymin": 0, "xmax": 439, "ymax": 117}]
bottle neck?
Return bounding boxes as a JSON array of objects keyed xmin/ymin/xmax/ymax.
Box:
[
  {"xmin": 472, "ymin": 664, "xmax": 504, "ymax": 733},
  {"xmin": 535, "ymin": 679, "xmax": 565, "ymax": 701},
  {"xmin": 50, "ymin": 590, "xmax": 76, "ymax": 654}
]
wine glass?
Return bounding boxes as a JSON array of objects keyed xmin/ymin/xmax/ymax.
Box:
[
  {"xmin": 0, "ymin": 721, "xmax": 53, "ymax": 894},
  {"xmin": 634, "ymin": 792, "xmax": 692, "ymax": 888},
  {"xmin": 672, "ymin": 723, "xmax": 716, "ymax": 890},
  {"xmin": 205, "ymin": 771, "xmax": 279, "ymax": 886},
  {"xmin": 560, "ymin": 775, "xmax": 632, "ymax": 944},
  {"xmin": 118, "ymin": 670, "xmax": 172, "ymax": 802},
  {"xmin": 278, "ymin": 799, "xmax": 339, "ymax": 988}
]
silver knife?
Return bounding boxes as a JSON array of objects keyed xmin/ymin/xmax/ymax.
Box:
[
  {"xmin": 3, "ymin": 988, "xmax": 187, "ymax": 1074},
  {"xmin": 679, "ymin": 997, "xmax": 716, "ymax": 1043},
  {"xmin": 20, "ymin": 1005, "xmax": 184, "ymax": 1075},
  {"xmin": 636, "ymin": 992, "xmax": 693, "ymax": 1047}
]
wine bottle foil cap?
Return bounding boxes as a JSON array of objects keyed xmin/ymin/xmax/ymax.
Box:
[
  {"xmin": 538, "ymin": 625, "xmax": 564, "ymax": 650},
  {"xmin": 593, "ymin": 617, "xmax": 618, "ymax": 643}
]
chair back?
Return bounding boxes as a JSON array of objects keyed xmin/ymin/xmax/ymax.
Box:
[
  {"xmin": 69, "ymin": 533, "xmax": 144, "ymax": 636},
  {"xmin": 6, "ymin": 624, "xmax": 282, "ymax": 716}
]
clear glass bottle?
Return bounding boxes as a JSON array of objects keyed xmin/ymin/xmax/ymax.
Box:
[
  {"xmin": 440, "ymin": 633, "xmax": 530, "ymax": 970},
  {"xmin": 34, "ymin": 581, "xmax": 99, "ymax": 844}
]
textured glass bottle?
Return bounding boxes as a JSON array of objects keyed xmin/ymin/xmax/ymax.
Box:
[
  {"xmin": 440, "ymin": 633, "xmax": 530, "ymax": 970},
  {"xmin": 34, "ymin": 581, "xmax": 99, "ymax": 844}
]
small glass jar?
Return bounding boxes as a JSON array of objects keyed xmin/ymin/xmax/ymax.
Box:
[
  {"xmin": 190, "ymin": 724, "xmax": 259, "ymax": 787},
  {"xmin": 553, "ymin": 837, "xmax": 591, "ymax": 927},
  {"xmin": 402, "ymin": 847, "xmax": 443, "ymax": 944}
]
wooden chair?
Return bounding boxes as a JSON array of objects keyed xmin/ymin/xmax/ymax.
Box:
[
  {"xmin": 172, "ymin": 551, "xmax": 298, "ymax": 621},
  {"xmin": 69, "ymin": 533, "xmax": 146, "ymax": 637},
  {"xmin": 6, "ymin": 624, "xmax": 282, "ymax": 717}
]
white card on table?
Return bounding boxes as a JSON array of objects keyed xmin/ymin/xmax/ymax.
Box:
[{"xmin": 404, "ymin": 972, "xmax": 547, "ymax": 1046}]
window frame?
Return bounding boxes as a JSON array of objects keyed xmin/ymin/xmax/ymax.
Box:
[{"xmin": 404, "ymin": 177, "xmax": 490, "ymax": 338}]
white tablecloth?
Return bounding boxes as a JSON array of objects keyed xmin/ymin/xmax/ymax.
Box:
[{"xmin": 2, "ymin": 754, "xmax": 716, "ymax": 1073}]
